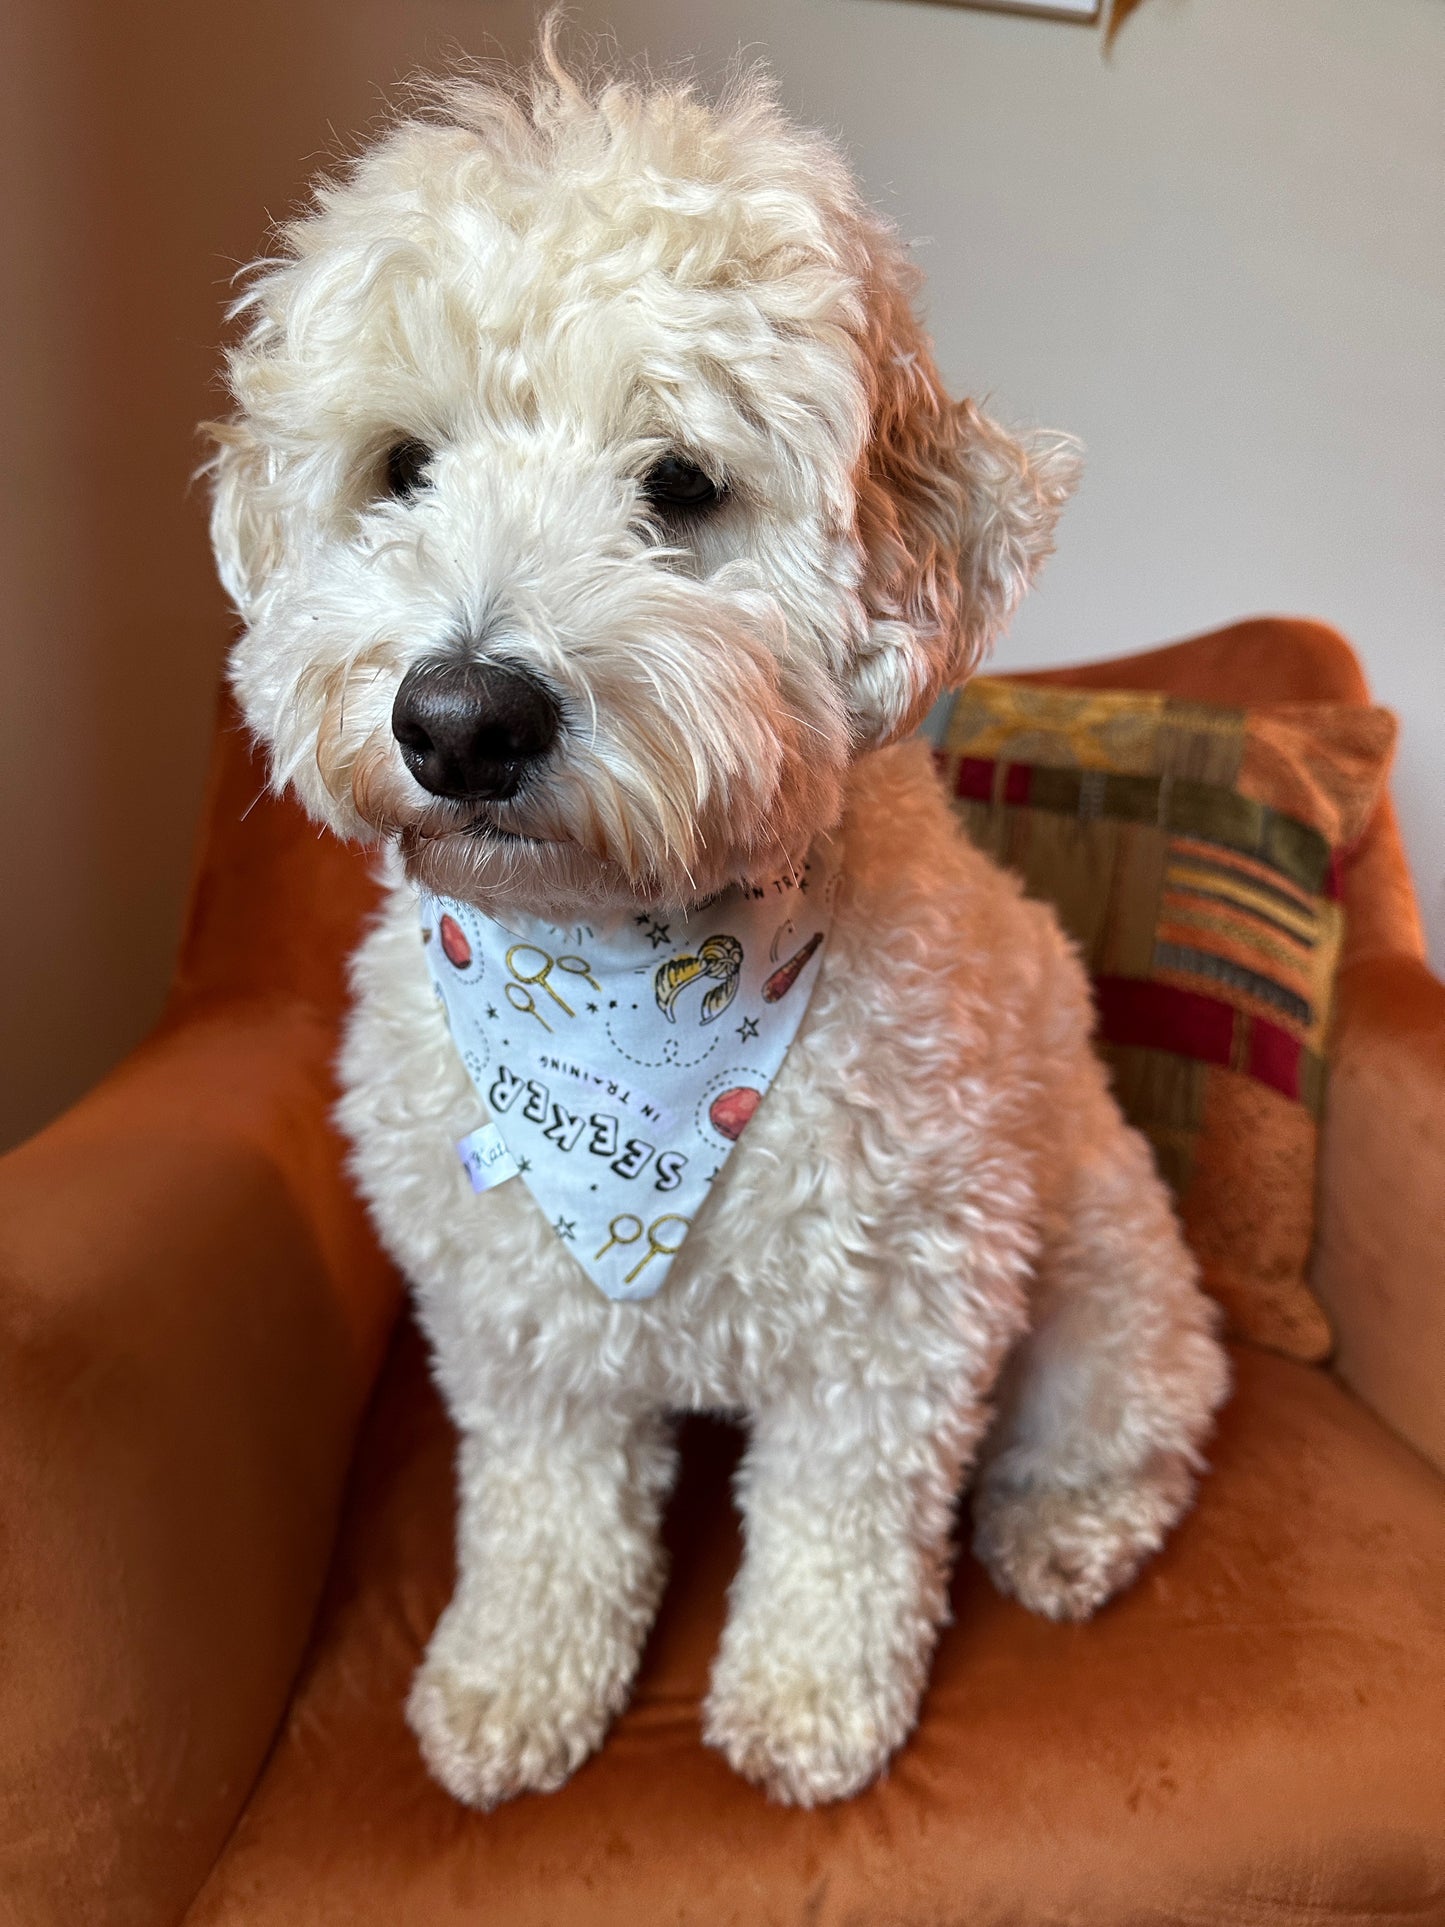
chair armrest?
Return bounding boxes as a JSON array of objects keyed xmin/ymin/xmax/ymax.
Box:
[
  {"xmin": 1312, "ymin": 955, "xmax": 1445, "ymax": 1475},
  {"xmin": 0, "ymin": 1002, "xmax": 400, "ymax": 1927}
]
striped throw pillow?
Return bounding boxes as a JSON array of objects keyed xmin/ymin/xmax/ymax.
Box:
[{"xmin": 937, "ymin": 676, "xmax": 1396, "ymax": 1361}]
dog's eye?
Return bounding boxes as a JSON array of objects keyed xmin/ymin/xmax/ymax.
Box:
[
  {"xmin": 384, "ymin": 439, "xmax": 435, "ymax": 502},
  {"xmin": 641, "ymin": 455, "xmax": 724, "ymax": 513}
]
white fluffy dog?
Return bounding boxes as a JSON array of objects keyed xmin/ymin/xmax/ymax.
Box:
[{"xmin": 208, "ymin": 35, "xmax": 1228, "ymax": 1810}]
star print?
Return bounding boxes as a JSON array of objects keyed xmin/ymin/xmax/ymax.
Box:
[
  {"xmin": 587, "ymin": 1001, "xmax": 599, "ymax": 1013},
  {"xmin": 553, "ymin": 1216, "xmax": 577, "ymax": 1241},
  {"xmin": 516, "ymin": 1156, "xmax": 531, "ymax": 1174},
  {"xmin": 485, "ymin": 1005, "xmax": 498, "ymax": 1020},
  {"xmin": 735, "ymin": 1016, "xmax": 760, "ymax": 1041},
  {"xmin": 608, "ymin": 999, "xmax": 618, "ymax": 1009},
  {"xmin": 638, "ymin": 916, "xmax": 671, "ymax": 948}
]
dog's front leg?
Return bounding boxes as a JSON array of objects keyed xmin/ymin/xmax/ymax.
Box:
[
  {"xmin": 705, "ymin": 1379, "xmax": 981, "ymax": 1806},
  {"xmin": 407, "ymin": 1402, "xmax": 676, "ymax": 1808}
]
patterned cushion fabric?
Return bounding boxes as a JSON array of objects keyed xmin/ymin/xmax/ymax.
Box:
[{"xmin": 935, "ymin": 676, "xmax": 1397, "ymax": 1361}]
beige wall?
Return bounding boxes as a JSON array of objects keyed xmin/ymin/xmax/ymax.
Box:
[
  {"xmin": 3, "ymin": 0, "xmax": 1441, "ymax": 1150},
  {"xmin": 0, "ymin": 0, "xmax": 534, "ymax": 1150}
]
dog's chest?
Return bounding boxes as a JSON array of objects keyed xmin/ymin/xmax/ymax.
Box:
[
  {"xmin": 418, "ymin": 921, "xmax": 986, "ymax": 1418},
  {"xmin": 422, "ymin": 917, "xmax": 1006, "ymax": 1416}
]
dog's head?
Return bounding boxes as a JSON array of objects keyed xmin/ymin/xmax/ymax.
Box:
[{"xmin": 209, "ymin": 36, "xmax": 1077, "ymax": 918}]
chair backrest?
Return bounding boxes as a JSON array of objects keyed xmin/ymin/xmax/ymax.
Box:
[{"xmin": 167, "ymin": 695, "xmax": 383, "ymax": 1026}]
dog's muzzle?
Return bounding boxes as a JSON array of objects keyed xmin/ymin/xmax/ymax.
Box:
[{"xmin": 391, "ymin": 656, "xmax": 559, "ymax": 802}]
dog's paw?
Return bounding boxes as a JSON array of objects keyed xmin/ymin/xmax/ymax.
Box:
[
  {"xmin": 704, "ymin": 1633, "xmax": 919, "ymax": 1806},
  {"xmin": 972, "ymin": 1454, "xmax": 1195, "ymax": 1622},
  {"xmin": 406, "ymin": 1633, "xmax": 623, "ymax": 1808}
]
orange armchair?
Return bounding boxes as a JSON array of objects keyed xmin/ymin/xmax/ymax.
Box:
[{"xmin": 3, "ymin": 619, "xmax": 1442, "ymax": 1927}]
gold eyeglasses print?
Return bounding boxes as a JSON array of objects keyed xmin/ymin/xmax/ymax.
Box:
[
  {"xmin": 504, "ymin": 944, "xmax": 601, "ymax": 1029},
  {"xmin": 594, "ymin": 1212, "xmax": 691, "ymax": 1284}
]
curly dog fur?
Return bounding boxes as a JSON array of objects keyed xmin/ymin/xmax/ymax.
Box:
[{"xmin": 208, "ymin": 28, "xmax": 1228, "ymax": 1809}]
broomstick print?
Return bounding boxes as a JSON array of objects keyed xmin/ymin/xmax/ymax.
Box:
[
  {"xmin": 762, "ymin": 931, "xmax": 824, "ymax": 1003},
  {"xmin": 654, "ymin": 934, "xmax": 743, "ymax": 1025}
]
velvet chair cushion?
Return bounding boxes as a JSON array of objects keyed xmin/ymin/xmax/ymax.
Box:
[{"xmin": 184, "ymin": 1333, "xmax": 1445, "ymax": 1927}]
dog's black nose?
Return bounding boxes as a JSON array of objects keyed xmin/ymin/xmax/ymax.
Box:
[{"xmin": 391, "ymin": 657, "xmax": 559, "ymax": 802}]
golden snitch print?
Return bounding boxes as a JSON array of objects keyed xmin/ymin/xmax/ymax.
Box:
[{"xmin": 654, "ymin": 934, "xmax": 744, "ymax": 1025}]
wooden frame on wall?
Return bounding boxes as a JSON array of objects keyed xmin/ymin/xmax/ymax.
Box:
[{"xmin": 919, "ymin": 0, "xmax": 1101, "ymax": 20}]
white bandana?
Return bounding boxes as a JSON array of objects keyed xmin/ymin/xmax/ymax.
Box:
[{"xmin": 418, "ymin": 840, "xmax": 843, "ymax": 1301}]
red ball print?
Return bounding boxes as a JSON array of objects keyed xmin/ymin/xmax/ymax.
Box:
[
  {"xmin": 709, "ymin": 1086, "xmax": 762, "ymax": 1141},
  {"xmin": 439, "ymin": 914, "xmax": 472, "ymax": 970}
]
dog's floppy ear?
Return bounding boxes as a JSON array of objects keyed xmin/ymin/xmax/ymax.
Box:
[
  {"xmin": 204, "ymin": 416, "xmax": 285, "ymax": 619},
  {"xmin": 848, "ymin": 237, "xmax": 1079, "ymax": 747}
]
